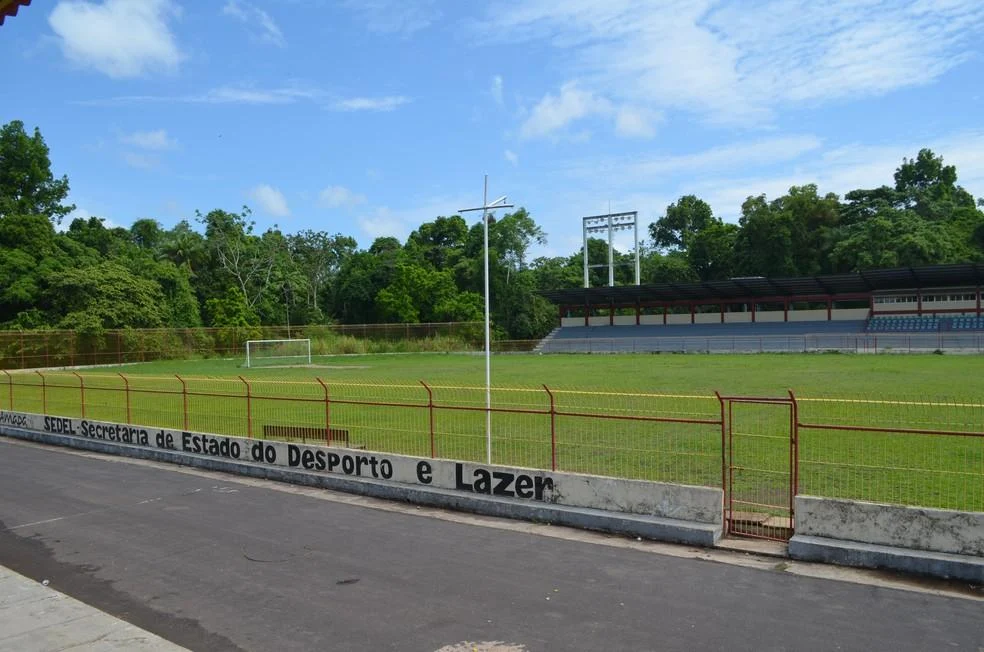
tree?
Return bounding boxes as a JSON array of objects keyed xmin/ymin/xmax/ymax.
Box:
[
  {"xmin": 0, "ymin": 121, "xmax": 74, "ymax": 223},
  {"xmin": 47, "ymin": 262, "xmax": 167, "ymax": 330},
  {"xmin": 894, "ymin": 149, "xmax": 975, "ymax": 219},
  {"xmin": 640, "ymin": 249, "xmax": 698, "ymax": 284},
  {"xmin": 406, "ymin": 215, "xmax": 468, "ymax": 269},
  {"xmin": 160, "ymin": 220, "xmax": 207, "ymax": 275},
  {"xmin": 733, "ymin": 195, "xmax": 796, "ymax": 277},
  {"xmin": 829, "ymin": 209, "xmax": 962, "ymax": 272},
  {"xmin": 288, "ymin": 230, "xmax": 356, "ymax": 319},
  {"xmin": 490, "ymin": 208, "xmax": 545, "ymax": 273},
  {"xmin": 687, "ymin": 221, "xmax": 738, "ymax": 280},
  {"xmin": 199, "ymin": 207, "xmax": 279, "ymax": 312},
  {"xmin": 650, "ymin": 195, "xmax": 714, "ymax": 251},
  {"xmin": 130, "ymin": 218, "xmax": 163, "ymax": 250}
]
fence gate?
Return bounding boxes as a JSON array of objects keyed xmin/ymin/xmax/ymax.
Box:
[{"xmin": 723, "ymin": 396, "xmax": 797, "ymax": 541}]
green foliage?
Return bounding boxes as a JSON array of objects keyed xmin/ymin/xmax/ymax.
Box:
[
  {"xmin": 205, "ymin": 287, "xmax": 259, "ymax": 328},
  {"xmin": 4, "ymin": 119, "xmax": 984, "ymax": 341},
  {"xmin": 650, "ymin": 195, "xmax": 715, "ymax": 251},
  {"xmin": 48, "ymin": 262, "xmax": 167, "ymax": 330},
  {"xmin": 0, "ymin": 120, "xmax": 74, "ymax": 223}
]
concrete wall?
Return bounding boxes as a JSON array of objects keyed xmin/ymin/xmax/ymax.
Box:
[
  {"xmin": 789, "ymin": 496, "xmax": 984, "ymax": 582},
  {"xmin": 832, "ymin": 308, "xmax": 870, "ymax": 320},
  {"xmin": 788, "ymin": 309, "xmax": 828, "ymax": 322},
  {"xmin": 561, "ymin": 317, "xmax": 582, "ymax": 327},
  {"xmin": 755, "ymin": 311, "xmax": 785, "ymax": 322},
  {"xmin": 694, "ymin": 313, "xmax": 719, "ymax": 324},
  {"xmin": 0, "ymin": 411, "xmax": 723, "ymax": 546},
  {"xmin": 613, "ymin": 315, "xmax": 637, "ymax": 326},
  {"xmin": 794, "ymin": 496, "xmax": 983, "ymax": 556},
  {"xmin": 639, "ymin": 315, "xmax": 663, "ymax": 325},
  {"xmin": 666, "ymin": 314, "xmax": 691, "ymax": 325},
  {"xmin": 723, "ymin": 312, "xmax": 752, "ymax": 323},
  {"xmin": 587, "ymin": 316, "xmax": 609, "ymax": 326}
]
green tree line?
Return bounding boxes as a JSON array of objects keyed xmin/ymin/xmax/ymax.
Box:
[{"xmin": 2, "ymin": 120, "xmax": 983, "ymax": 339}]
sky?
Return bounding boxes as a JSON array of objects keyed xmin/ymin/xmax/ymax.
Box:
[{"xmin": 2, "ymin": 0, "xmax": 984, "ymax": 257}]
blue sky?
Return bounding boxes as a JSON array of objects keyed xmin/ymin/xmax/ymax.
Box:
[{"xmin": 2, "ymin": 0, "xmax": 984, "ymax": 257}]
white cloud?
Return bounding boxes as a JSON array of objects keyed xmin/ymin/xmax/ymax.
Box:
[
  {"xmin": 478, "ymin": 1, "xmax": 984, "ymax": 125},
  {"xmin": 49, "ymin": 0, "xmax": 183, "ymax": 78},
  {"xmin": 520, "ymin": 81, "xmax": 612, "ymax": 139},
  {"xmin": 331, "ymin": 96, "xmax": 411, "ymax": 112},
  {"xmin": 120, "ymin": 129, "xmax": 176, "ymax": 150},
  {"xmin": 222, "ymin": 0, "xmax": 285, "ymax": 48},
  {"xmin": 553, "ymin": 130, "xmax": 984, "ymax": 225},
  {"xmin": 319, "ymin": 185, "xmax": 367, "ymax": 208},
  {"xmin": 249, "ymin": 184, "xmax": 290, "ymax": 218},
  {"xmin": 562, "ymin": 135, "xmax": 824, "ymax": 183},
  {"xmin": 355, "ymin": 194, "xmax": 473, "ymax": 247},
  {"xmin": 615, "ymin": 106, "xmax": 660, "ymax": 139},
  {"xmin": 491, "ymin": 75, "xmax": 504, "ymax": 105},
  {"xmin": 77, "ymin": 84, "xmax": 323, "ymax": 106},
  {"xmin": 122, "ymin": 151, "xmax": 158, "ymax": 169},
  {"xmin": 343, "ymin": 0, "xmax": 440, "ymax": 35},
  {"xmin": 504, "ymin": 149, "xmax": 518, "ymax": 166}
]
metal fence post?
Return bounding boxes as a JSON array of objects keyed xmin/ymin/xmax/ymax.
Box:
[
  {"xmin": 119, "ymin": 373, "xmax": 131, "ymax": 423},
  {"xmin": 36, "ymin": 371, "xmax": 46, "ymax": 414},
  {"xmin": 2, "ymin": 369, "xmax": 11, "ymax": 410},
  {"xmin": 176, "ymin": 374, "xmax": 188, "ymax": 431},
  {"xmin": 787, "ymin": 389, "xmax": 800, "ymax": 499},
  {"xmin": 714, "ymin": 391, "xmax": 727, "ymax": 524},
  {"xmin": 316, "ymin": 377, "xmax": 331, "ymax": 445},
  {"xmin": 239, "ymin": 376, "xmax": 252, "ymax": 438},
  {"xmin": 543, "ymin": 384, "xmax": 557, "ymax": 471},
  {"xmin": 420, "ymin": 381, "xmax": 435, "ymax": 458},
  {"xmin": 72, "ymin": 371, "xmax": 85, "ymax": 419}
]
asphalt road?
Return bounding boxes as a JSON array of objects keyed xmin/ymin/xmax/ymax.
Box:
[{"xmin": 0, "ymin": 439, "xmax": 981, "ymax": 652}]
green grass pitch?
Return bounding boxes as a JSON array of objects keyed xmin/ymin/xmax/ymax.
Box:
[{"xmin": 4, "ymin": 353, "xmax": 983, "ymax": 513}]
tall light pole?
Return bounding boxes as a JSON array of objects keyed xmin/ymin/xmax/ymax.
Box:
[{"xmin": 460, "ymin": 175, "xmax": 513, "ymax": 464}]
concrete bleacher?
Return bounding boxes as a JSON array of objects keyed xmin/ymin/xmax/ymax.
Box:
[
  {"xmin": 867, "ymin": 316, "xmax": 984, "ymax": 332},
  {"xmin": 553, "ymin": 321, "xmax": 865, "ymax": 340},
  {"xmin": 541, "ymin": 320, "xmax": 868, "ymax": 353}
]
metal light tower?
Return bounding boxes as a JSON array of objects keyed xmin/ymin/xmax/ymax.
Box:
[
  {"xmin": 459, "ymin": 175, "xmax": 513, "ymax": 464},
  {"xmin": 582, "ymin": 210, "xmax": 640, "ymax": 288}
]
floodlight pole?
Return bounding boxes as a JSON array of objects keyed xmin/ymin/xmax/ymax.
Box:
[{"xmin": 459, "ymin": 175, "xmax": 513, "ymax": 465}]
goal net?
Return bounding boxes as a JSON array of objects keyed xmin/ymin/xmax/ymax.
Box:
[{"xmin": 245, "ymin": 339, "xmax": 312, "ymax": 368}]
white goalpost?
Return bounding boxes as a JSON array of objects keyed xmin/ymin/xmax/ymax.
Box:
[{"xmin": 245, "ymin": 339, "xmax": 312, "ymax": 368}]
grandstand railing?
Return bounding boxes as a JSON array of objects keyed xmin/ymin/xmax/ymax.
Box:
[
  {"xmin": 526, "ymin": 333, "xmax": 984, "ymax": 354},
  {"xmin": 1, "ymin": 371, "xmax": 981, "ymax": 516}
]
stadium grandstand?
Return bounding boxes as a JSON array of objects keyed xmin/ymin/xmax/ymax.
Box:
[{"xmin": 537, "ymin": 263, "xmax": 984, "ymax": 353}]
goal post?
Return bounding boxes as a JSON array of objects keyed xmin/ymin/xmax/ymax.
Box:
[{"xmin": 245, "ymin": 339, "xmax": 312, "ymax": 368}]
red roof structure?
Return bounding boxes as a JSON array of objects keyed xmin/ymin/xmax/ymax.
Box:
[{"xmin": 0, "ymin": 0, "xmax": 31, "ymax": 26}]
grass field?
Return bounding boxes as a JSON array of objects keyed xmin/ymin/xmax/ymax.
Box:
[{"xmin": 4, "ymin": 352, "xmax": 983, "ymax": 514}]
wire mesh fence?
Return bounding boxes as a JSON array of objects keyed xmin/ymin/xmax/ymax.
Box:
[
  {"xmin": 794, "ymin": 393, "xmax": 984, "ymax": 512},
  {"xmin": 1, "ymin": 370, "xmax": 981, "ymax": 513},
  {"xmin": 0, "ymin": 323, "xmax": 484, "ymax": 370}
]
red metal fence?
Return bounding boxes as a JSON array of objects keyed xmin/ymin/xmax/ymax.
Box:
[{"xmin": 1, "ymin": 371, "xmax": 981, "ymax": 542}]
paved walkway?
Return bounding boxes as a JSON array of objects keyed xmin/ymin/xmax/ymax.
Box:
[
  {"xmin": 1, "ymin": 438, "xmax": 981, "ymax": 651},
  {"xmin": 0, "ymin": 565, "xmax": 185, "ymax": 652}
]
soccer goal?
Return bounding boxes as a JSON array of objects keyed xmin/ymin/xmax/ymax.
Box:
[{"xmin": 245, "ymin": 339, "xmax": 312, "ymax": 368}]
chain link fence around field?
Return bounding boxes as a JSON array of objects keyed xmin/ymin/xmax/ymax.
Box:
[
  {"xmin": 0, "ymin": 323, "xmax": 485, "ymax": 370},
  {"xmin": 1, "ymin": 371, "xmax": 981, "ymax": 512}
]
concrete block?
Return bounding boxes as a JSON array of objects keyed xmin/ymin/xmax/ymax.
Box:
[
  {"xmin": 796, "ymin": 496, "xmax": 984, "ymax": 557},
  {"xmin": 788, "ymin": 535, "xmax": 984, "ymax": 583}
]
